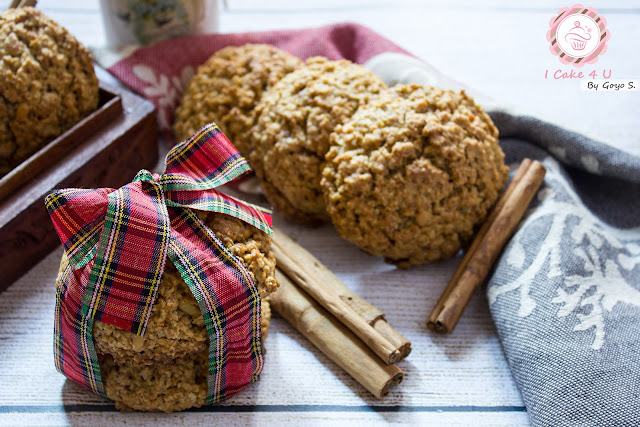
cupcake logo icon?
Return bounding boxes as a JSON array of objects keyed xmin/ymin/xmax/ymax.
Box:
[
  {"xmin": 547, "ymin": 4, "xmax": 610, "ymax": 67},
  {"xmin": 565, "ymin": 21, "xmax": 591, "ymax": 50}
]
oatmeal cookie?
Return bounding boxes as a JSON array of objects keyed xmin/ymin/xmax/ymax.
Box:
[
  {"xmin": 0, "ymin": 7, "xmax": 99, "ymax": 176},
  {"xmin": 100, "ymin": 348, "xmax": 208, "ymax": 413},
  {"xmin": 173, "ymin": 44, "xmax": 301, "ymax": 158},
  {"xmin": 92, "ymin": 261, "xmax": 209, "ymax": 366},
  {"xmin": 321, "ymin": 85, "xmax": 509, "ymax": 267},
  {"xmin": 99, "ymin": 298, "xmax": 272, "ymax": 413},
  {"xmin": 250, "ymin": 57, "xmax": 388, "ymax": 224},
  {"xmin": 92, "ymin": 211, "xmax": 278, "ymax": 366}
]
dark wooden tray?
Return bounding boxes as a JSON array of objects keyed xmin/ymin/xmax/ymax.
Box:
[
  {"xmin": 0, "ymin": 82, "xmax": 158, "ymax": 290},
  {"xmin": 0, "ymin": 85, "xmax": 123, "ymax": 202}
]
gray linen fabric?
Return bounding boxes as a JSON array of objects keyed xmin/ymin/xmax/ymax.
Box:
[{"xmin": 487, "ymin": 111, "xmax": 640, "ymax": 426}]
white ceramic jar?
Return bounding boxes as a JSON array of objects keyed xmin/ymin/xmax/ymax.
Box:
[{"xmin": 99, "ymin": 0, "xmax": 219, "ymax": 46}]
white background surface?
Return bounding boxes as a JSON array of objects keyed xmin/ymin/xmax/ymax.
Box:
[{"xmin": 1, "ymin": 1, "xmax": 638, "ymax": 426}]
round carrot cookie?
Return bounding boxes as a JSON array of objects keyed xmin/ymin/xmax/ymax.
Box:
[
  {"xmin": 92, "ymin": 211, "xmax": 278, "ymax": 366},
  {"xmin": 173, "ymin": 44, "xmax": 302, "ymax": 158},
  {"xmin": 321, "ymin": 85, "xmax": 509, "ymax": 267},
  {"xmin": 0, "ymin": 7, "xmax": 99, "ymax": 176},
  {"xmin": 250, "ymin": 57, "xmax": 388, "ymax": 224}
]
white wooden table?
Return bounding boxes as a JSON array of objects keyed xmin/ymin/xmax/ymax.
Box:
[{"xmin": 1, "ymin": 1, "xmax": 638, "ymax": 426}]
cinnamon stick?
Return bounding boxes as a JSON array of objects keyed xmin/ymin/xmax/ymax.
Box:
[
  {"xmin": 270, "ymin": 269, "xmax": 404, "ymax": 399},
  {"xmin": 273, "ymin": 229, "xmax": 411, "ymax": 359},
  {"xmin": 428, "ymin": 158, "xmax": 532, "ymax": 322},
  {"xmin": 272, "ymin": 231, "xmax": 403, "ymax": 364},
  {"xmin": 428, "ymin": 159, "xmax": 546, "ymax": 333}
]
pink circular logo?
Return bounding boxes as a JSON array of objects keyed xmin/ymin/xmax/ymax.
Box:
[{"xmin": 547, "ymin": 4, "xmax": 610, "ymax": 67}]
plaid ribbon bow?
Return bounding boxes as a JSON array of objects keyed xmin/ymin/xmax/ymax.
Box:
[{"xmin": 46, "ymin": 124, "xmax": 272, "ymax": 403}]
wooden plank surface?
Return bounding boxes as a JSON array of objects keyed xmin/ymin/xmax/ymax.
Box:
[{"xmin": 1, "ymin": 0, "xmax": 638, "ymax": 425}]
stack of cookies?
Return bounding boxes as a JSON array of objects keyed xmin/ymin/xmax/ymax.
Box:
[
  {"xmin": 56, "ymin": 212, "xmax": 278, "ymax": 412},
  {"xmin": 174, "ymin": 45, "xmax": 509, "ymax": 268}
]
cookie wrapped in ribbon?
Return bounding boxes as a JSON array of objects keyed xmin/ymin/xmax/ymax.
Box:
[{"xmin": 46, "ymin": 124, "xmax": 278, "ymax": 412}]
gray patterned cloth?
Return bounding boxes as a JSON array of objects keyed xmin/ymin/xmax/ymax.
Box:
[
  {"xmin": 487, "ymin": 112, "xmax": 640, "ymax": 426},
  {"xmin": 366, "ymin": 53, "xmax": 640, "ymax": 426}
]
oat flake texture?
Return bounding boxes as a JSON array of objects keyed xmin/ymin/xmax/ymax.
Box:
[
  {"xmin": 0, "ymin": 7, "xmax": 98, "ymax": 176},
  {"xmin": 322, "ymin": 85, "xmax": 509, "ymax": 267},
  {"xmin": 250, "ymin": 57, "xmax": 388, "ymax": 224},
  {"xmin": 173, "ymin": 44, "xmax": 302, "ymax": 158}
]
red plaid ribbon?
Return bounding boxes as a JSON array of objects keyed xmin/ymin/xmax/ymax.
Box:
[{"xmin": 46, "ymin": 124, "xmax": 272, "ymax": 403}]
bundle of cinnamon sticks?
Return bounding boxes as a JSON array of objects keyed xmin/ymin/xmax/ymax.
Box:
[{"xmin": 270, "ymin": 229, "xmax": 410, "ymax": 399}]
